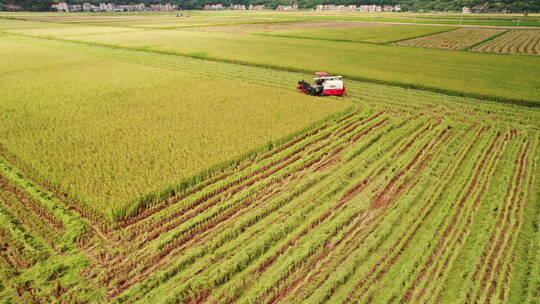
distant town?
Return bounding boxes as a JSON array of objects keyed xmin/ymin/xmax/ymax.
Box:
[
  {"xmin": 48, "ymin": 2, "xmax": 406, "ymax": 12},
  {"xmin": 51, "ymin": 2, "xmax": 177, "ymax": 12},
  {"xmin": 204, "ymin": 4, "xmax": 403, "ymax": 11},
  {"xmin": 0, "ymin": 1, "xmax": 494, "ymax": 13}
]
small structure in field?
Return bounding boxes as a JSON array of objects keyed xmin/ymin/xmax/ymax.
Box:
[{"xmin": 462, "ymin": 6, "xmax": 471, "ymax": 13}]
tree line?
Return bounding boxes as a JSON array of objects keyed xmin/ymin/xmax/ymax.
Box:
[{"xmin": 2, "ymin": 0, "xmax": 539, "ymax": 12}]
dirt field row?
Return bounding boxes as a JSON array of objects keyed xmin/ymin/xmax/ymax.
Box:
[
  {"xmin": 472, "ymin": 29, "xmax": 540, "ymax": 55},
  {"xmin": 394, "ymin": 27, "xmax": 505, "ymax": 50}
]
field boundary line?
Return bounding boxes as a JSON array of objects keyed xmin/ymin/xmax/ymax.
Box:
[{"xmin": 2, "ymin": 31, "xmax": 538, "ymax": 108}]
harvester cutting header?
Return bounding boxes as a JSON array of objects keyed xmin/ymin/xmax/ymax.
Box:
[{"xmin": 297, "ymin": 72, "xmax": 346, "ymax": 96}]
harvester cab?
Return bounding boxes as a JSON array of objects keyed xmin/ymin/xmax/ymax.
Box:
[{"xmin": 297, "ymin": 72, "xmax": 346, "ymax": 97}]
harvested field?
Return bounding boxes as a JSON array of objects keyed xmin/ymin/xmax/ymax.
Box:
[
  {"xmin": 394, "ymin": 27, "xmax": 506, "ymax": 50},
  {"xmin": 472, "ymin": 29, "xmax": 540, "ymax": 55}
]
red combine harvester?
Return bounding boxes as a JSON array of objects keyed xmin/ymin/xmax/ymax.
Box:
[{"xmin": 297, "ymin": 72, "xmax": 346, "ymax": 96}]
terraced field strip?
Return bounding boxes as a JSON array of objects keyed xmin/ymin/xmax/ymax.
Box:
[
  {"xmin": 394, "ymin": 28, "xmax": 506, "ymax": 50},
  {"xmin": 472, "ymin": 29, "xmax": 540, "ymax": 55}
]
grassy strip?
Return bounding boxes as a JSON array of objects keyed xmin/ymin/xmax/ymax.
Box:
[
  {"xmin": 0, "ymin": 204, "xmax": 49, "ymax": 262},
  {"xmin": 0, "ymin": 158, "xmax": 88, "ymax": 248},
  {"xmin": 388, "ymin": 127, "xmax": 495, "ymax": 303},
  {"xmin": 464, "ymin": 29, "xmax": 511, "ymax": 51},
  {"xmin": 270, "ymin": 123, "xmax": 448, "ymax": 304},
  {"xmin": 505, "ymin": 139, "xmax": 540, "ymax": 303},
  {"xmin": 3, "ymin": 31, "xmax": 537, "ymax": 109}
]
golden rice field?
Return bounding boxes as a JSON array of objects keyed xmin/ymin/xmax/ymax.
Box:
[
  {"xmin": 259, "ymin": 24, "xmax": 456, "ymax": 43},
  {"xmin": 0, "ymin": 13, "xmax": 539, "ymax": 304},
  {"xmin": 0, "ymin": 36, "xmax": 348, "ymax": 221},
  {"xmin": 394, "ymin": 27, "xmax": 506, "ymax": 50},
  {"xmin": 1, "ymin": 18, "xmax": 538, "ymax": 104},
  {"xmin": 472, "ymin": 29, "xmax": 540, "ymax": 55}
]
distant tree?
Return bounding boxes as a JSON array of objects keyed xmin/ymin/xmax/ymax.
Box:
[
  {"xmin": 7, "ymin": 0, "xmax": 540, "ymax": 12},
  {"xmin": 17, "ymin": 0, "xmax": 54, "ymax": 11}
]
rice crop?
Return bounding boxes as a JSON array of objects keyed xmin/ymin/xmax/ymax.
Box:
[
  {"xmin": 1, "ymin": 56, "xmax": 537, "ymax": 301},
  {"xmin": 0, "ymin": 16, "xmax": 539, "ymax": 304},
  {"xmin": 394, "ymin": 27, "xmax": 506, "ymax": 50},
  {"xmin": 0, "ymin": 36, "xmax": 349, "ymax": 221},
  {"xmin": 261, "ymin": 24, "xmax": 457, "ymax": 43},
  {"xmin": 472, "ymin": 29, "xmax": 540, "ymax": 56},
  {"xmin": 191, "ymin": 20, "xmax": 386, "ymax": 34},
  {"xmin": 2, "ymin": 20, "xmax": 538, "ymax": 104}
]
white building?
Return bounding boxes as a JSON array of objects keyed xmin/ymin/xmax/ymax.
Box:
[
  {"xmin": 82, "ymin": 3, "xmax": 99, "ymax": 12},
  {"xmin": 316, "ymin": 5, "xmax": 358, "ymax": 11},
  {"xmin": 359, "ymin": 4, "xmax": 381, "ymax": 12},
  {"xmin": 230, "ymin": 4, "xmax": 246, "ymax": 10},
  {"xmin": 383, "ymin": 5, "xmax": 394, "ymax": 12},
  {"xmin": 276, "ymin": 4, "xmax": 298, "ymax": 10},
  {"xmin": 248, "ymin": 4, "xmax": 265, "ymax": 10},
  {"xmin": 51, "ymin": 1, "xmax": 69, "ymax": 11},
  {"xmin": 204, "ymin": 4, "xmax": 224, "ymax": 9},
  {"xmin": 147, "ymin": 3, "xmax": 176, "ymax": 11},
  {"xmin": 462, "ymin": 6, "xmax": 471, "ymax": 13}
]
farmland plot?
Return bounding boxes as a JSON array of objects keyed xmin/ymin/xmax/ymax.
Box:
[
  {"xmin": 0, "ymin": 31, "xmax": 540, "ymax": 303},
  {"xmin": 0, "ymin": 36, "xmax": 349, "ymax": 220},
  {"xmin": 191, "ymin": 20, "xmax": 388, "ymax": 34},
  {"xmin": 472, "ymin": 29, "xmax": 540, "ymax": 55},
  {"xmin": 3, "ymin": 21, "xmax": 539, "ymax": 104},
  {"xmin": 0, "ymin": 16, "xmax": 539, "ymax": 304},
  {"xmin": 260, "ymin": 24, "xmax": 456, "ymax": 43},
  {"xmin": 394, "ymin": 27, "xmax": 505, "ymax": 50}
]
